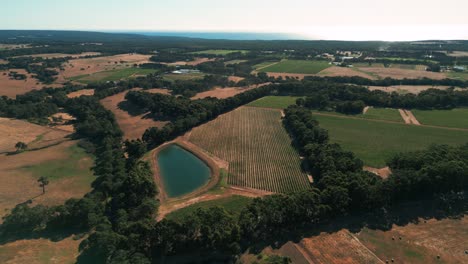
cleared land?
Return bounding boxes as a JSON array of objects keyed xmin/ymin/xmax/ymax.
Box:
[
  {"xmin": 189, "ymin": 107, "xmax": 310, "ymax": 193},
  {"xmin": 0, "ymin": 69, "xmax": 60, "ymax": 98},
  {"xmin": 100, "ymin": 89, "xmax": 168, "ymax": 140},
  {"xmin": 192, "ymin": 83, "xmax": 268, "ymax": 100},
  {"xmin": 190, "ymin": 49, "xmax": 247, "ymax": 55},
  {"xmin": 318, "ymin": 66, "xmax": 377, "ymax": 79},
  {"xmin": 57, "ymin": 53, "xmax": 152, "ymax": 83},
  {"xmin": 0, "ymin": 117, "xmax": 70, "ymax": 154},
  {"xmin": 167, "ymin": 57, "xmax": 215, "ymax": 66},
  {"xmin": 0, "ymin": 140, "xmax": 94, "ymax": 219},
  {"xmin": 356, "ymin": 67, "xmax": 447, "ymax": 80},
  {"xmin": 360, "ymin": 107, "xmax": 403, "ymax": 123},
  {"xmin": 66, "ymin": 89, "xmax": 95, "ymax": 98},
  {"xmin": 314, "ymin": 114, "xmax": 468, "ymax": 167},
  {"xmin": 69, "ymin": 67, "xmax": 158, "ymax": 84},
  {"xmin": 163, "ymin": 72, "xmax": 205, "ymax": 82},
  {"xmin": 14, "ymin": 52, "xmax": 101, "ymax": 59},
  {"xmin": 356, "ymin": 216, "xmax": 468, "ymax": 264},
  {"xmin": 0, "ymin": 236, "xmax": 83, "ymax": 264},
  {"xmin": 367, "ymin": 85, "xmax": 450, "ymax": 94},
  {"xmin": 259, "ymin": 60, "xmax": 331, "ymax": 74},
  {"xmin": 412, "ymin": 108, "xmax": 468, "ymax": 129},
  {"xmin": 447, "ymin": 71, "xmax": 468, "ymax": 81}
]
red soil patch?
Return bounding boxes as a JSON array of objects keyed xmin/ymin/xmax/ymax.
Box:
[
  {"xmin": 358, "ymin": 67, "xmax": 447, "ymax": 80},
  {"xmin": 100, "ymin": 88, "xmax": 168, "ymax": 140},
  {"xmin": 368, "ymin": 85, "xmax": 450, "ymax": 94},
  {"xmin": 167, "ymin": 57, "xmax": 215, "ymax": 66},
  {"xmin": 319, "ymin": 66, "xmax": 377, "ymax": 79},
  {"xmin": 192, "ymin": 83, "xmax": 270, "ymax": 100},
  {"xmin": 0, "ymin": 69, "xmax": 61, "ymax": 98},
  {"xmin": 298, "ymin": 230, "xmax": 384, "ymax": 263},
  {"xmin": 66, "ymin": 89, "xmax": 95, "ymax": 98},
  {"xmin": 363, "ymin": 166, "xmax": 392, "ymax": 179},
  {"xmin": 228, "ymin": 76, "xmax": 245, "ymax": 83}
]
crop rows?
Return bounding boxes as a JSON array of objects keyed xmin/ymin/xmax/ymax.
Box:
[{"xmin": 189, "ymin": 107, "xmax": 310, "ymax": 193}]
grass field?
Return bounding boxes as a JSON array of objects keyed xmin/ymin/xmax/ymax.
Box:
[
  {"xmin": 165, "ymin": 195, "xmax": 252, "ymax": 221},
  {"xmin": 253, "ymin": 61, "xmax": 280, "ymax": 70},
  {"xmin": 412, "ymin": 108, "xmax": 468, "ymax": 129},
  {"xmin": 190, "ymin": 49, "xmax": 247, "ymax": 55},
  {"xmin": 20, "ymin": 144, "xmax": 93, "ymax": 181},
  {"xmin": 224, "ymin": 59, "xmax": 247, "ymax": 65},
  {"xmin": 189, "ymin": 107, "xmax": 310, "ymax": 193},
  {"xmin": 163, "ymin": 73, "xmax": 205, "ymax": 82},
  {"xmin": 258, "ymin": 60, "xmax": 331, "ymax": 74},
  {"xmin": 247, "ymin": 96, "xmax": 301, "ymax": 109},
  {"xmin": 315, "ymin": 114, "xmax": 468, "ymax": 167},
  {"xmin": 69, "ymin": 67, "xmax": 157, "ymax": 84},
  {"xmin": 447, "ymin": 71, "xmax": 468, "ymax": 80},
  {"xmin": 359, "ymin": 107, "xmax": 403, "ymax": 122}
]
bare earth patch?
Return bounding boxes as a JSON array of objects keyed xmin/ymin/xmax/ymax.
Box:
[
  {"xmin": 368, "ymin": 85, "xmax": 450, "ymax": 94},
  {"xmin": 298, "ymin": 230, "xmax": 384, "ymax": 263},
  {"xmin": 192, "ymin": 83, "xmax": 270, "ymax": 100},
  {"xmin": 143, "ymin": 88, "xmax": 171, "ymax": 95},
  {"xmin": 100, "ymin": 88, "xmax": 168, "ymax": 140},
  {"xmin": 399, "ymin": 109, "xmax": 420, "ymax": 125},
  {"xmin": 446, "ymin": 51, "xmax": 468, "ymax": 57},
  {"xmin": 363, "ymin": 166, "xmax": 392, "ymax": 179},
  {"xmin": 228, "ymin": 76, "xmax": 245, "ymax": 83},
  {"xmin": 66, "ymin": 89, "xmax": 95, "ymax": 98},
  {"xmin": 357, "ymin": 67, "xmax": 447, "ymax": 80},
  {"xmin": 167, "ymin": 57, "xmax": 215, "ymax": 66}
]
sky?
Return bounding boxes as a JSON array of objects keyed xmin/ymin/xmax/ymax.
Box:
[{"xmin": 2, "ymin": 0, "xmax": 468, "ymax": 41}]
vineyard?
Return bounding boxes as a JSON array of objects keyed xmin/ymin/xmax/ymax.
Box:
[{"xmin": 189, "ymin": 107, "xmax": 310, "ymax": 193}]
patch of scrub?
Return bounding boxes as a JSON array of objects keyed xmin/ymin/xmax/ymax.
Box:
[{"xmin": 158, "ymin": 144, "xmax": 211, "ymax": 197}]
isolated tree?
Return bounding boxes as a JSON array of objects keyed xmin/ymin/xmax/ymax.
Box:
[
  {"xmin": 38, "ymin": 176, "xmax": 49, "ymax": 194},
  {"xmin": 15, "ymin": 141, "xmax": 27, "ymax": 152}
]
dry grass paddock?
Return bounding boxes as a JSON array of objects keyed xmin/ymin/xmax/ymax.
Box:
[
  {"xmin": 0, "ymin": 69, "xmax": 61, "ymax": 98},
  {"xmin": 66, "ymin": 89, "xmax": 95, "ymax": 98},
  {"xmin": 100, "ymin": 88, "xmax": 168, "ymax": 140}
]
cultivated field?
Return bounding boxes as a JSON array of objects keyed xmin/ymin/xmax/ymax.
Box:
[
  {"xmin": 247, "ymin": 96, "xmax": 301, "ymax": 109},
  {"xmin": 190, "ymin": 49, "xmax": 247, "ymax": 55},
  {"xmin": 412, "ymin": 108, "xmax": 468, "ymax": 129},
  {"xmin": 359, "ymin": 107, "xmax": 403, "ymax": 122},
  {"xmin": 259, "ymin": 60, "xmax": 331, "ymax": 74},
  {"xmin": 163, "ymin": 72, "xmax": 205, "ymax": 82},
  {"xmin": 189, "ymin": 107, "xmax": 310, "ymax": 193},
  {"xmin": 314, "ymin": 114, "xmax": 468, "ymax": 167},
  {"xmin": 100, "ymin": 89, "xmax": 168, "ymax": 140},
  {"xmin": 167, "ymin": 57, "xmax": 215, "ymax": 66},
  {"xmin": 69, "ymin": 67, "xmax": 158, "ymax": 84},
  {"xmin": 318, "ymin": 66, "xmax": 377, "ymax": 79}
]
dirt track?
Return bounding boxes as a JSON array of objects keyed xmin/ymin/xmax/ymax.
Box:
[{"xmin": 399, "ymin": 109, "xmax": 420, "ymax": 125}]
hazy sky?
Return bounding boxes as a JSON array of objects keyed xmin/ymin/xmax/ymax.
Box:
[{"xmin": 2, "ymin": 0, "xmax": 468, "ymax": 40}]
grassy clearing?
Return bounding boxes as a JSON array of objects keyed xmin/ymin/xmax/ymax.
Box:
[
  {"xmin": 258, "ymin": 60, "xmax": 331, "ymax": 74},
  {"xmin": 447, "ymin": 71, "xmax": 468, "ymax": 80},
  {"xmin": 315, "ymin": 114, "xmax": 468, "ymax": 167},
  {"xmin": 253, "ymin": 61, "xmax": 280, "ymax": 70},
  {"xmin": 359, "ymin": 107, "xmax": 403, "ymax": 122},
  {"xmin": 163, "ymin": 73, "xmax": 205, "ymax": 82},
  {"xmin": 20, "ymin": 144, "xmax": 93, "ymax": 181},
  {"xmin": 190, "ymin": 107, "xmax": 310, "ymax": 193},
  {"xmin": 69, "ymin": 67, "xmax": 157, "ymax": 83},
  {"xmin": 412, "ymin": 108, "xmax": 468, "ymax": 129},
  {"xmin": 190, "ymin": 49, "xmax": 247, "ymax": 55},
  {"xmin": 247, "ymin": 96, "xmax": 301, "ymax": 109},
  {"xmin": 165, "ymin": 195, "xmax": 252, "ymax": 221},
  {"xmin": 224, "ymin": 59, "xmax": 247, "ymax": 65}
]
